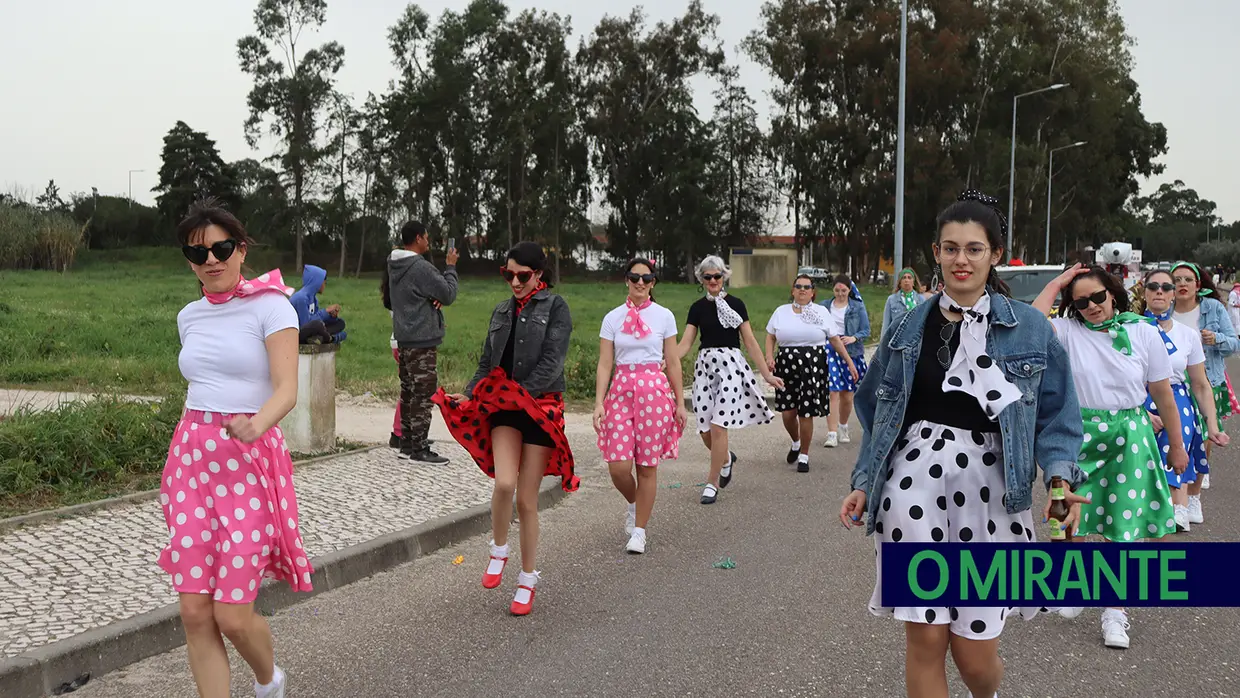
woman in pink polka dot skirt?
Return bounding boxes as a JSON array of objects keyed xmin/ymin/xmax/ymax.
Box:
[
  {"xmin": 159, "ymin": 200, "xmax": 309, "ymax": 698},
  {"xmin": 592, "ymin": 258, "xmax": 690, "ymax": 554}
]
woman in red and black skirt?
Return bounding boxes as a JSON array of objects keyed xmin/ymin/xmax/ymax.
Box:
[{"xmin": 433, "ymin": 242, "xmax": 576, "ymax": 616}]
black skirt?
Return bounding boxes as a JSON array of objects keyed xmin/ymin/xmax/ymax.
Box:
[{"xmin": 489, "ymin": 409, "xmax": 556, "ymax": 448}]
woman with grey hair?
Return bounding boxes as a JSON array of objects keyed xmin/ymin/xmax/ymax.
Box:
[{"xmin": 676, "ymin": 255, "xmax": 783, "ymax": 504}]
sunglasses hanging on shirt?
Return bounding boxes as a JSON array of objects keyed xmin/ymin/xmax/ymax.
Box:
[{"xmin": 182, "ymin": 240, "xmax": 238, "ymax": 265}]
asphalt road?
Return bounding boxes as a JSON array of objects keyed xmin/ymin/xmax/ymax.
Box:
[{"xmin": 75, "ymin": 400, "xmax": 1240, "ymax": 698}]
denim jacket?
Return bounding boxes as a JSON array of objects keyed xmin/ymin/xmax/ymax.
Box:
[
  {"xmin": 849, "ymin": 290, "xmax": 1086, "ymax": 535},
  {"xmin": 882, "ymin": 292, "xmax": 926, "ymax": 340},
  {"xmin": 1188, "ymin": 297, "xmax": 1238, "ymax": 387},
  {"xmin": 819, "ymin": 297, "xmax": 870, "ymax": 360},
  {"xmin": 466, "ymin": 289, "xmax": 573, "ymax": 398}
]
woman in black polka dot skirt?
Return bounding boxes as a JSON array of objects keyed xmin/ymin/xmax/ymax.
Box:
[
  {"xmin": 676, "ymin": 255, "xmax": 783, "ymax": 504},
  {"xmin": 840, "ymin": 191, "xmax": 1090, "ymax": 698},
  {"xmin": 763, "ymin": 274, "xmax": 856, "ymax": 472}
]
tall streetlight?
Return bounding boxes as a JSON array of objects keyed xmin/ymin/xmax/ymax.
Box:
[
  {"xmin": 893, "ymin": 0, "xmax": 908, "ymax": 277},
  {"xmin": 1006, "ymin": 82, "xmax": 1068, "ymax": 257},
  {"xmin": 1045, "ymin": 141, "xmax": 1087, "ymax": 263},
  {"xmin": 128, "ymin": 169, "xmax": 144, "ymax": 209}
]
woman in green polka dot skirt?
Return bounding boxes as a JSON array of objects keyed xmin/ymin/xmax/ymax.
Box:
[{"xmin": 1034, "ymin": 263, "xmax": 1188, "ymax": 651}]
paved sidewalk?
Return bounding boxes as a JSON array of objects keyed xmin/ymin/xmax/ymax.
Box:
[{"xmin": 0, "ymin": 441, "xmax": 492, "ymax": 659}]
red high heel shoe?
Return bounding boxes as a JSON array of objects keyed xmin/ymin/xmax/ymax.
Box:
[
  {"xmin": 510, "ymin": 584, "xmax": 535, "ymax": 615},
  {"xmin": 482, "ymin": 555, "xmax": 507, "ymax": 589}
]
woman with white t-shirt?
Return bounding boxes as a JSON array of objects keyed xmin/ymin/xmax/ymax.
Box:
[
  {"xmin": 1034, "ymin": 263, "xmax": 1187, "ymax": 650},
  {"xmin": 161, "ymin": 201, "xmax": 309, "ymax": 698},
  {"xmin": 764, "ymin": 274, "xmax": 857, "ymax": 472},
  {"xmin": 1137, "ymin": 270, "xmax": 1229, "ymax": 531},
  {"xmin": 593, "ymin": 259, "xmax": 690, "ymax": 554}
]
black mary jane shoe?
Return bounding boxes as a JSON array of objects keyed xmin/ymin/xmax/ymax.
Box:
[
  {"xmin": 797, "ymin": 459, "xmax": 810, "ymax": 473},
  {"xmin": 719, "ymin": 451, "xmax": 737, "ymax": 489},
  {"xmin": 786, "ymin": 448, "xmax": 798, "ymax": 464},
  {"xmin": 700, "ymin": 484, "xmax": 719, "ymax": 504}
]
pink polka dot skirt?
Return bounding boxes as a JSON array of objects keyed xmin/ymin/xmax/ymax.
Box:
[
  {"xmin": 156, "ymin": 410, "xmax": 313, "ymax": 604},
  {"xmin": 597, "ymin": 363, "xmax": 682, "ymax": 467}
]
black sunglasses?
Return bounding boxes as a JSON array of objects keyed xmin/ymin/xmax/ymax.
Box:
[
  {"xmin": 701, "ymin": 273, "xmax": 724, "ymax": 281},
  {"xmin": 793, "ymin": 283, "xmax": 814, "ymax": 290},
  {"xmin": 1070, "ymin": 290, "xmax": 1109, "ymax": 310},
  {"xmin": 500, "ymin": 267, "xmax": 535, "ymax": 283},
  {"xmin": 1145, "ymin": 282, "xmax": 1175, "ymax": 293},
  {"xmin": 626, "ymin": 273, "xmax": 656, "ymax": 284},
  {"xmin": 182, "ymin": 240, "xmax": 237, "ymax": 265}
]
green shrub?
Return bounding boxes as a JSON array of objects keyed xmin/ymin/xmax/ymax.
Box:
[
  {"xmin": 0, "ymin": 394, "xmax": 184, "ymax": 517},
  {"xmin": 0, "ymin": 205, "xmax": 84, "ymax": 271}
]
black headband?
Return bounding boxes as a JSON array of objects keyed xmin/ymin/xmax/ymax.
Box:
[{"xmin": 957, "ymin": 189, "xmax": 1009, "ymax": 242}]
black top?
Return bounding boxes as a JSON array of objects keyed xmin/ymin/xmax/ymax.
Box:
[
  {"xmin": 499, "ymin": 303, "xmax": 518, "ymax": 376},
  {"xmin": 686, "ymin": 295, "xmax": 750, "ymax": 349},
  {"xmin": 904, "ymin": 304, "xmax": 999, "ymax": 433}
]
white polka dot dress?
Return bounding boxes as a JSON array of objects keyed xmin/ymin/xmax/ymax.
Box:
[
  {"xmin": 868, "ymin": 420, "xmax": 1051, "ymax": 639},
  {"xmin": 692, "ymin": 347, "xmax": 775, "ymax": 432}
]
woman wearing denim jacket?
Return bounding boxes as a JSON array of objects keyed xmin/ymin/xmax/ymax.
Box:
[
  {"xmin": 818, "ymin": 274, "xmax": 871, "ymax": 447},
  {"xmin": 1169, "ymin": 261, "xmax": 1236, "ymax": 512},
  {"xmin": 840, "ymin": 191, "xmax": 1088, "ymax": 698},
  {"xmin": 882, "ymin": 268, "xmax": 927, "ymax": 339}
]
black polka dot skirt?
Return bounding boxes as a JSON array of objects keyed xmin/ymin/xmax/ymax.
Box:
[
  {"xmin": 772, "ymin": 346, "xmax": 829, "ymax": 418},
  {"xmin": 691, "ymin": 348, "xmax": 776, "ymax": 433},
  {"xmin": 867, "ymin": 420, "xmax": 1055, "ymax": 640}
]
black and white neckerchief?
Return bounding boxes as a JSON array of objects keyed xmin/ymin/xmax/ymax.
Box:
[
  {"xmin": 706, "ymin": 291, "xmax": 743, "ymax": 329},
  {"xmin": 792, "ymin": 301, "xmax": 823, "ymax": 326},
  {"xmin": 939, "ymin": 292, "xmax": 1022, "ymax": 420}
]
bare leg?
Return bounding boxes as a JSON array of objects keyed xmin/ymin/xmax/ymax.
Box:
[
  {"xmin": 950, "ymin": 633, "xmax": 1003, "ymax": 698},
  {"xmin": 706, "ymin": 424, "xmax": 729, "ymax": 487},
  {"xmin": 180, "ymin": 594, "xmax": 230, "ymax": 698},
  {"xmin": 489, "ymin": 427, "xmax": 523, "ymax": 547},
  {"xmin": 904, "ymin": 622, "xmax": 950, "ymax": 698},
  {"xmin": 828, "ymin": 392, "xmax": 841, "ymax": 433},
  {"xmin": 515, "ymin": 443, "xmax": 551, "ymax": 573},
  {"xmin": 1171, "ymin": 485, "xmax": 1188, "ymax": 507},
  {"xmin": 840, "ymin": 391, "xmax": 855, "ymax": 425},
  {"xmin": 634, "ymin": 465, "xmax": 658, "ymax": 528},
  {"xmin": 781, "ymin": 410, "xmax": 799, "ymax": 441},
  {"xmin": 798, "ymin": 417, "xmax": 814, "ymax": 456},
  {"xmin": 608, "ymin": 460, "xmax": 637, "ymax": 504},
  {"xmin": 213, "ymin": 602, "xmax": 275, "ymax": 686}
]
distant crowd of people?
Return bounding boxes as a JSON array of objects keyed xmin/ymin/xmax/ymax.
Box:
[{"xmin": 156, "ymin": 193, "xmax": 1238, "ymax": 698}]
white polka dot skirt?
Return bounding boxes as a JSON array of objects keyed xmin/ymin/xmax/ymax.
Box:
[
  {"xmin": 1148, "ymin": 382, "xmax": 1207, "ymax": 488},
  {"xmin": 773, "ymin": 346, "xmax": 829, "ymax": 418},
  {"xmin": 1075, "ymin": 407, "xmax": 1175, "ymax": 542},
  {"xmin": 691, "ymin": 347, "xmax": 776, "ymax": 433},
  {"xmin": 826, "ymin": 346, "xmax": 867, "ymax": 392},
  {"xmin": 157, "ymin": 410, "xmax": 313, "ymax": 603},
  {"xmin": 867, "ymin": 420, "xmax": 1052, "ymax": 640}
]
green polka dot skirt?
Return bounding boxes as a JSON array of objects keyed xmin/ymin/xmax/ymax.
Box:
[
  {"xmin": 1075, "ymin": 407, "xmax": 1175, "ymax": 542},
  {"xmin": 1213, "ymin": 383, "xmax": 1233, "ymax": 422}
]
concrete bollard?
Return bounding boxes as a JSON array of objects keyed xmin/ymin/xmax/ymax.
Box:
[{"xmin": 281, "ymin": 342, "xmax": 338, "ymax": 454}]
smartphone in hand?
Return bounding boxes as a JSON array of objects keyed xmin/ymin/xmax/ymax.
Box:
[{"xmin": 447, "ymin": 237, "xmax": 455, "ymax": 251}]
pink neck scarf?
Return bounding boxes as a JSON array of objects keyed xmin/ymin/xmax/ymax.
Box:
[
  {"xmin": 620, "ymin": 297, "xmax": 652, "ymax": 339},
  {"xmin": 203, "ymin": 270, "xmax": 294, "ymax": 305}
]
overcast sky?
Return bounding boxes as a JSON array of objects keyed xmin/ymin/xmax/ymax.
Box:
[{"xmin": 1, "ymin": 0, "xmax": 1233, "ymax": 221}]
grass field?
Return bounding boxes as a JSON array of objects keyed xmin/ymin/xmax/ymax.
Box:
[{"xmin": 1, "ymin": 248, "xmax": 893, "ymax": 402}]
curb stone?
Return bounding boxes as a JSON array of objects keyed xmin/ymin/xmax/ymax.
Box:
[
  {"xmin": 0, "ymin": 478, "xmax": 569, "ymax": 698},
  {"xmin": 0, "ymin": 446, "xmax": 383, "ymax": 535}
]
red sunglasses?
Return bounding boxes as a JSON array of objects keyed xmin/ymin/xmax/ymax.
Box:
[{"xmin": 500, "ymin": 267, "xmax": 535, "ymax": 283}]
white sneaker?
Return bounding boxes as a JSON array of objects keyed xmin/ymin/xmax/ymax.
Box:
[
  {"xmin": 839, "ymin": 424, "xmax": 851, "ymax": 443},
  {"xmin": 1057, "ymin": 607, "xmax": 1084, "ymax": 619},
  {"xmin": 625, "ymin": 528, "xmax": 646, "ymax": 554},
  {"xmin": 1202, "ymin": 473, "xmax": 1210, "ymax": 489},
  {"xmin": 1188, "ymin": 496, "xmax": 1204, "ymax": 524},
  {"xmin": 625, "ymin": 504, "xmax": 636, "ymax": 536},
  {"xmin": 823, "ymin": 432, "xmax": 838, "ymax": 448},
  {"xmin": 1174, "ymin": 505, "xmax": 1191, "ymax": 532},
  {"xmin": 255, "ymin": 666, "xmax": 286, "ymax": 698},
  {"xmin": 1101, "ymin": 609, "xmax": 1130, "ymax": 649}
]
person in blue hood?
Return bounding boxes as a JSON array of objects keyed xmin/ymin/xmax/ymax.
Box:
[{"xmin": 291, "ymin": 265, "xmax": 347, "ymax": 344}]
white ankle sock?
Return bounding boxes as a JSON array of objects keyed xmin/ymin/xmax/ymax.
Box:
[
  {"xmin": 627, "ymin": 501, "xmax": 637, "ymax": 514},
  {"xmin": 632, "ymin": 526, "xmax": 645, "ymax": 536},
  {"xmin": 790, "ymin": 440, "xmax": 801, "ymax": 450},
  {"xmin": 514, "ymin": 570, "xmax": 539, "ymax": 604},
  {"xmin": 840, "ymin": 422, "xmax": 849, "ymax": 429},
  {"xmin": 256, "ymin": 666, "xmax": 284, "ymax": 696},
  {"xmin": 721, "ymin": 453, "xmax": 734, "ymax": 475},
  {"xmin": 797, "ymin": 453, "xmax": 809, "ymax": 463},
  {"xmin": 488, "ymin": 541, "xmax": 509, "ymax": 575}
]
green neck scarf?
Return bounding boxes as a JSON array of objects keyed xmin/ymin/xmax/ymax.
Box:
[
  {"xmin": 898, "ymin": 269, "xmax": 917, "ymax": 310},
  {"xmin": 1084, "ymin": 311, "xmax": 1149, "ymax": 356}
]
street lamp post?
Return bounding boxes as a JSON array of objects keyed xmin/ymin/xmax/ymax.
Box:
[
  {"xmin": 1045, "ymin": 141, "xmax": 1087, "ymax": 264},
  {"xmin": 128, "ymin": 169, "xmax": 144, "ymax": 209},
  {"xmin": 893, "ymin": 0, "xmax": 908, "ymax": 277},
  {"xmin": 1006, "ymin": 83, "xmax": 1068, "ymax": 258}
]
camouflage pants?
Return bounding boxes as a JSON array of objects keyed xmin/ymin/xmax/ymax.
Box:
[{"xmin": 397, "ymin": 347, "xmax": 438, "ymax": 451}]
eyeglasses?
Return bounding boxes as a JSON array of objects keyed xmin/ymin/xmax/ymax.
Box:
[
  {"xmin": 1172, "ymin": 276, "xmax": 1197, "ymax": 285},
  {"xmin": 1070, "ymin": 290, "xmax": 1109, "ymax": 310},
  {"xmin": 1145, "ymin": 282, "xmax": 1175, "ymax": 292},
  {"xmin": 793, "ymin": 284, "xmax": 814, "ymax": 290},
  {"xmin": 937, "ymin": 244, "xmax": 991, "ymax": 261},
  {"xmin": 937, "ymin": 320, "xmax": 957, "ymax": 370},
  {"xmin": 182, "ymin": 240, "xmax": 237, "ymax": 265},
  {"xmin": 500, "ymin": 267, "xmax": 535, "ymax": 284},
  {"xmin": 627, "ymin": 273, "xmax": 656, "ymax": 284},
  {"xmin": 701, "ymin": 273, "xmax": 724, "ymax": 281}
]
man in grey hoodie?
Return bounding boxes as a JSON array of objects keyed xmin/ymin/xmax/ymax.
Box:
[{"xmin": 389, "ymin": 220, "xmax": 459, "ymax": 463}]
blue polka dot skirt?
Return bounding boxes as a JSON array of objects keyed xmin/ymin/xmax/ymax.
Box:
[
  {"xmin": 1147, "ymin": 382, "xmax": 1208, "ymax": 487},
  {"xmin": 826, "ymin": 346, "xmax": 867, "ymax": 392}
]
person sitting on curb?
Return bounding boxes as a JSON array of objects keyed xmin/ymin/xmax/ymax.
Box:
[{"xmin": 291, "ymin": 264, "xmax": 347, "ymax": 344}]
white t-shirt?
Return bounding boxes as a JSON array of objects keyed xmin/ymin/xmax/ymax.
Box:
[
  {"xmin": 1161, "ymin": 320, "xmax": 1205, "ymax": 385},
  {"xmin": 1050, "ymin": 317, "xmax": 1173, "ymax": 410},
  {"xmin": 178, "ymin": 293, "xmax": 299, "ymax": 414},
  {"xmin": 1173, "ymin": 306, "xmax": 1201, "ymax": 330},
  {"xmin": 600, "ymin": 301, "xmax": 678, "ymax": 366},
  {"xmin": 825, "ymin": 301, "xmax": 848, "ymax": 336},
  {"xmin": 765, "ymin": 304, "xmax": 837, "ymax": 347}
]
